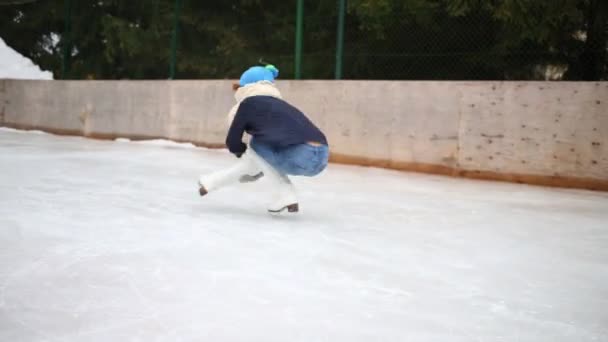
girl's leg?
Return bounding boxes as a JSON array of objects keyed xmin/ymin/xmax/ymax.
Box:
[
  {"xmin": 198, "ymin": 149, "xmax": 262, "ymax": 195},
  {"xmin": 250, "ymin": 139, "xmax": 299, "ymax": 213}
]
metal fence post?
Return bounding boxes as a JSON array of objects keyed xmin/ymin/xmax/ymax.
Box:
[
  {"xmin": 335, "ymin": 0, "xmax": 346, "ymax": 79},
  {"xmin": 169, "ymin": 0, "xmax": 182, "ymax": 79},
  {"xmin": 61, "ymin": 0, "xmax": 72, "ymax": 79},
  {"xmin": 295, "ymin": 0, "xmax": 304, "ymax": 79}
]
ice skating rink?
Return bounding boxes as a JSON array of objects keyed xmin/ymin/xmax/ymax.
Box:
[{"xmin": 1, "ymin": 127, "xmax": 607, "ymax": 341}]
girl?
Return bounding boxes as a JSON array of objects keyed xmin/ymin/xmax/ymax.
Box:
[{"xmin": 198, "ymin": 64, "xmax": 329, "ymax": 213}]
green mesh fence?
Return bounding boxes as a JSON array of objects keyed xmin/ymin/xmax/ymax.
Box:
[{"xmin": 1, "ymin": 0, "xmax": 605, "ymax": 81}]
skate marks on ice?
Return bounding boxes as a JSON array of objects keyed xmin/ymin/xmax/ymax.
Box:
[{"xmin": 1, "ymin": 129, "xmax": 608, "ymax": 341}]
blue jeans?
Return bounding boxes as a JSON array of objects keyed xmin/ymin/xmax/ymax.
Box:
[{"xmin": 250, "ymin": 139, "xmax": 329, "ymax": 177}]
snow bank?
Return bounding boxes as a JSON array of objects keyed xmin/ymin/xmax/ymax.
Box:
[
  {"xmin": 0, "ymin": 127, "xmax": 46, "ymax": 134},
  {"xmin": 0, "ymin": 37, "xmax": 53, "ymax": 80},
  {"xmin": 127, "ymin": 138, "xmax": 198, "ymax": 149}
]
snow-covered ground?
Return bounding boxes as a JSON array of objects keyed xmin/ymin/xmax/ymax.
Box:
[
  {"xmin": 1, "ymin": 127, "xmax": 607, "ymax": 342},
  {"xmin": 0, "ymin": 37, "xmax": 53, "ymax": 80}
]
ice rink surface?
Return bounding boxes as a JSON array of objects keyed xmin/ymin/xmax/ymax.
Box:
[{"xmin": 1, "ymin": 127, "xmax": 607, "ymax": 341}]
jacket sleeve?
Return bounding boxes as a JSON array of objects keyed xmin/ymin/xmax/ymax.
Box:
[
  {"xmin": 225, "ymin": 104, "xmax": 248, "ymax": 157},
  {"xmin": 226, "ymin": 102, "xmax": 239, "ymax": 127}
]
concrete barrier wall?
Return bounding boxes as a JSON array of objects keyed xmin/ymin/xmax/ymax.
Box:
[
  {"xmin": 0, "ymin": 80, "xmax": 234, "ymax": 147},
  {"xmin": 1, "ymin": 79, "xmax": 607, "ymax": 190}
]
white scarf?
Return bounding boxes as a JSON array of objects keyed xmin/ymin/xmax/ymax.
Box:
[{"xmin": 226, "ymin": 81, "xmax": 282, "ymax": 126}]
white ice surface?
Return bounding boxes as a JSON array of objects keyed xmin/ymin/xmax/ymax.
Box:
[
  {"xmin": 1, "ymin": 128, "xmax": 607, "ymax": 342},
  {"xmin": 0, "ymin": 37, "xmax": 53, "ymax": 80}
]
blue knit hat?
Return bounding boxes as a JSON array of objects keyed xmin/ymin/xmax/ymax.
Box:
[{"xmin": 239, "ymin": 64, "xmax": 279, "ymax": 86}]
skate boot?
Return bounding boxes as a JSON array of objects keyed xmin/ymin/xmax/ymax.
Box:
[
  {"xmin": 198, "ymin": 150, "xmax": 261, "ymax": 195},
  {"xmin": 265, "ymin": 173, "xmax": 298, "ymax": 213},
  {"xmin": 246, "ymin": 148, "xmax": 299, "ymax": 214}
]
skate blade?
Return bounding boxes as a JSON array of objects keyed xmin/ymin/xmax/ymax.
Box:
[
  {"xmin": 239, "ymin": 172, "xmax": 264, "ymax": 183},
  {"xmin": 268, "ymin": 203, "xmax": 299, "ymax": 214}
]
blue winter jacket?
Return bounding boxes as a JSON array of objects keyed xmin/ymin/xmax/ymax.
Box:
[{"xmin": 226, "ymin": 95, "xmax": 327, "ymax": 156}]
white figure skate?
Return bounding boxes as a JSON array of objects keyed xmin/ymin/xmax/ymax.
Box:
[
  {"xmin": 245, "ymin": 148, "xmax": 299, "ymax": 213},
  {"xmin": 198, "ymin": 150, "xmax": 262, "ymax": 195},
  {"xmin": 198, "ymin": 148, "xmax": 298, "ymax": 213}
]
